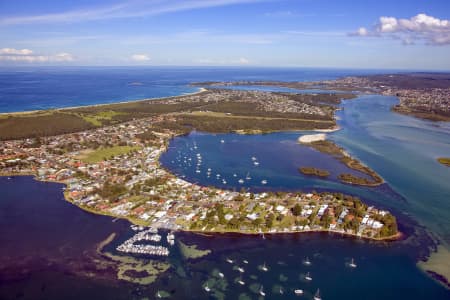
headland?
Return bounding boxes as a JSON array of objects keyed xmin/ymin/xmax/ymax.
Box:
[{"xmin": 0, "ymin": 86, "xmax": 398, "ymax": 240}]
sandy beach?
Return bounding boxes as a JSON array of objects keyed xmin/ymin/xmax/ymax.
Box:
[{"xmin": 298, "ymin": 133, "xmax": 327, "ymax": 143}]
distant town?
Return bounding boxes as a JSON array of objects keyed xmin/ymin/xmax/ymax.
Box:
[{"xmin": 198, "ymin": 73, "xmax": 450, "ymax": 122}]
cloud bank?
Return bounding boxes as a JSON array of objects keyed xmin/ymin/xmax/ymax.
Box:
[
  {"xmin": 0, "ymin": 48, "xmax": 74, "ymax": 62},
  {"xmin": 131, "ymin": 54, "xmax": 151, "ymax": 62},
  {"xmin": 351, "ymin": 13, "xmax": 450, "ymax": 45}
]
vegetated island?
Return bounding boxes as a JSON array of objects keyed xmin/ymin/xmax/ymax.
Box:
[
  {"xmin": 299, "ymin": 167, "xmax": 330, "ymax": 178},
  {"xmin": 437, "ymin": 157, "xmax": 450, "ymax": 167},
  {"xmin": 298, "ymin": 135, "xmax": 384, "ymax": 186},
  {"xmin": 0, "ymin": 87, "xmax": 398, "ymax": 241}
]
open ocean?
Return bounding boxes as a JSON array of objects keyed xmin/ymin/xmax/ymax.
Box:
[
  {"xmin": 1, "ymin": 67, "xmax": 449, "ymax": 299},
  {"xmin": 0, "ymin": 66, "xmax": 386, "ymax": 113}
]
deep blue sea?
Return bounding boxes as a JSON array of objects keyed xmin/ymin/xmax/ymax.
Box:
[
  {"xmin": 0, "ymin": 66, "xmax": 385, "ymax": 113},
  {"xmin": 1, "ymin": 67, "xmax": 449, "ymax": 299}
]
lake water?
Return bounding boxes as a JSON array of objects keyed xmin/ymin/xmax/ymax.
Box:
[{"xmin": 1, "ymin": 68, "xmax": 449, "ymax": 299}]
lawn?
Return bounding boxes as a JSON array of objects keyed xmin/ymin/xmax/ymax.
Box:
[
  {"xmin": 79, "ymin": 145, "xmax": 140, "ymax": 163},
  {"xmin": 78, "ymin": 110, "xmax": 125, "ymax": 126}
]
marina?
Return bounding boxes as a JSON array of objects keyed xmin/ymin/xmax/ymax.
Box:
[{"xmin": 116, "ymin": 227, "xmax": 171, "ymax": 256}]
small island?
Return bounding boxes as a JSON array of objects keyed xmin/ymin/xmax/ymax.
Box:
[
  {"xmin": 299, "ymin": 167, "xmax": 330, "ymax": 178},
  {"xmin": 299, "ymin": 135, "xmax": 384, "ymax": 186},
  {"xmin": 437, "ymin": 157, "xmax": 450, "ymax": 167}
]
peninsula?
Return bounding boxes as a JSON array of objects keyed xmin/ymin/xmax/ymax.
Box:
[
  {"xmin": 0, "ymin": 88, "xmax": 398, "ymax": 240},
  {"xmin": 194, "ymin": 73, "xmax": 450, "ymax": 122}
]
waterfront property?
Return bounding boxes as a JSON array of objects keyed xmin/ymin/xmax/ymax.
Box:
[{"xmin": 0, "ymin": 112, "xmax": 398, "ymax": 239}]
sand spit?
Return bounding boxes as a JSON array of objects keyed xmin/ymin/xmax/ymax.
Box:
[{"xmin": 298, "ymin": 133, "xmax": 326, "ymax": 144}]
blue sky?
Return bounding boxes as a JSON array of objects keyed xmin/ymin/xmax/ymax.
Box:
[{"xmin": 0, "ymin": 0, "xmax": 449, "ymax": 70}]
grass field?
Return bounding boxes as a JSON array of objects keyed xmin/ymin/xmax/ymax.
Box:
[
  {"xmin": 78, "ymin": 145, "xmax": 141, "ymax": 163},
  {"xmin": 77, "ymin": 110, "xmax": 125, "ymax": 126}
]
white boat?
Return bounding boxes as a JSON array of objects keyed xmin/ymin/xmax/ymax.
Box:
[
  {"xmin": 245, "ymin": 172, "xmax": 251, "ymax": 180},
  {"xmin": 294, "ymin": 289, "xmax": 304, "ymax": 295},
  {"xmin": 313, "ymin": 289, "xmax": 322, "ymax": 300},
  {"xmin": 238, "ymin": 179, "xmax": 244, "ymax": 184},
  {"xmin": 220, "ymin": 139, "xmax": 225, "ymax": 143},
  {"xmin": 253, "ymin": 161, "xmax": 259, "ymax": 166},
  {"xmin": 237, "ymin": 267, "xmax": 245, "ymax": 273},
  {"xmin": 167, "ymin": 232, "xmax": 175, "ymax": 246},
  {"xmin": 259, "ymin": 286, "xmax": 266, "ymax": 297},
  {"xmin": 237, "ymin": 277, "xmax": 245, "ymax": 285},
  {"xmin": 243, "ymin": 260, "xmax": 249, "ymax": 264},
  {"xmin": 157, "ymin": 291, "xmax": 162, "ymax": 298},
  {"xmin": 279, "ymin": 287, "xmax": 284, "ymax": 294},
  {"xmin": 305, "ymin": 272, "xmax": 312, "ymax": 281},
  {"xmin": 222, "ymin": 179, "xmax": 227, "ymax": 184},
  {"xmin": 261, "ymin": 179, "xmax": 267, "ymax": 185},
  {"xmin": 196, "ymin": 169, "xmax": 201, "ymax": 173},
  {"xmin": 261, "ymin": 262, "xmax": 268, "ymax": 272},
  {"xmin": 218, "ymin": 272, "xmax": 224, "ymax": 278},
  {"xmin": 226, "ymin": 258, "xmax": 234, "ymax": 264},
  {"xmin": 204, "ymin": 284, "xmax": 211, "ymax": 292},
  {"xmin": 216, "ymin": 174, "xmax": 221, "ymax": 178},
  {"xmin": 349, "ymin": 258, "xmax": 357, "ymax": 268},
  {"xmin": 233, "ymin": 173, "xmax": 237, "ymax": 177},
  {"xmin": 251, "ymin": 156, "xmax": 257, "ymax": 161},
  {"xmin": 304, "ymin": 257, "xmax": 311, "ymax": 266}
]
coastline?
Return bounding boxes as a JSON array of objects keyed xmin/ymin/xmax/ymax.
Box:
[
  {"xmin": 0, "ymin": 87, "xmax": 208, "ymax": 117},
  {"xmin": 0, "ymin": 173, "xmax": 402, "ymax": 242}
]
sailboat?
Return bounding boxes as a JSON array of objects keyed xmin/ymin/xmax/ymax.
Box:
[
  {"xmin": 261, "ymin": 262, "xmax": 268, "ymax": 272},
  {"xmin": 245, "ymin": 172, "xmax": 251, "ymax": 180},
  {"xmin": 349, "ymin": 258, "xmax": 357, "ymax": 268},
  {"xmin": 237, "ymin": 267, "xmax": 245, "ymax": 273},
  {"xmin": 294, "ymin": 289, "xmax": 304, "ymax": 295},
  {"xmin": 237, "ymin": 276, "xmax": 245, "ymax": 285},
  {"xmin": 304, "ymin": 257, "xmax": 311, "ymax": 266},
  {"xmin": 261, "ymin": 179, "xmax": 267, "ymax": 185},
  {"xmin": 226, "ymin": 257, "xmax": 234, "ymax": 264},
  {"xmin": 313, "ymin": 289, "xmax": 322, "ymax": 300},
  {"xmin": 204, "ymin": 283, "xmax": 211, "ymax": 292},
  {"xmin": 157, "ymin": 291, "xmax": 162, "ymax": 298},
  {"xmin": 279, "ymin": 287, "xmax": 284, "ymax": 294},
  {"xmin": 259, "ymin": 285, "xmax": 266, "ymax": 297},
  {"xmin": 305, "ymin": 272, "xmax": 312, "ymax": 281}
]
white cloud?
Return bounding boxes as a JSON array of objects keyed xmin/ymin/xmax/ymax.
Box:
[
  {"xmin": 131, "ymin": 54, "xmax": 151, "ymax": 62},
  {"xmin": 238, "ymin": 57, "xmax": 249, "ymax": 64},
  {"xmin": 351, "ymin": 13, "xmax": 450, "ymax": 45},
  {"xmin": 0, "ymin": 48, "xmax": 74, "ymax": 63},
  {"xmin": 0, "ymin": 48, "xmax": 33, "ymax": 55},
  {"xmin": 0, "ymin": 0, "xmax": 269, "ymax": 25},
  {"xmin": 193, "ymin": 57, "xmax": 251, "ymax": 65},
  {"xmin": 54, "ymin": 52, "xmax": 74, "ymax": 61}
]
